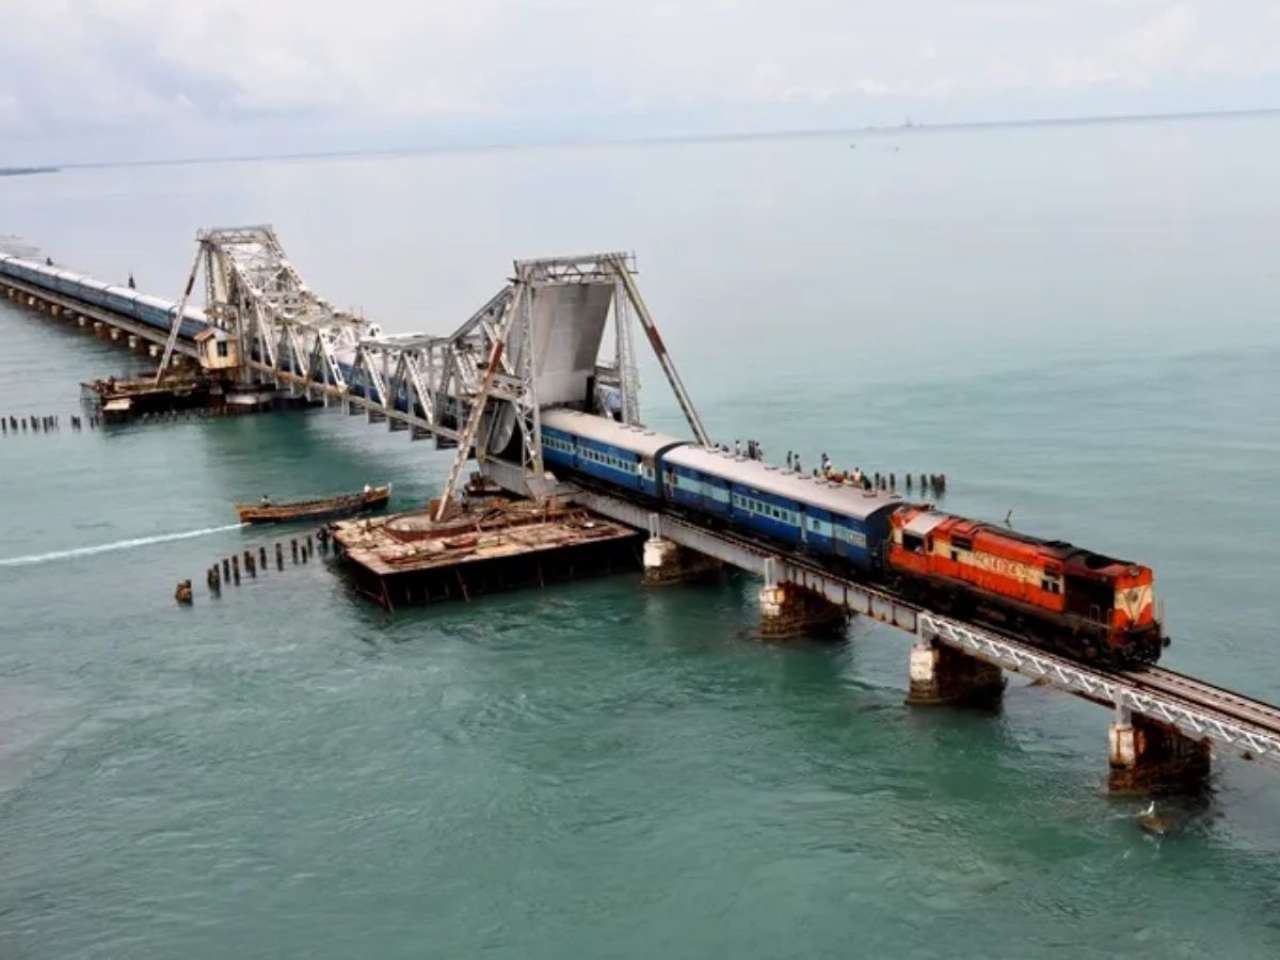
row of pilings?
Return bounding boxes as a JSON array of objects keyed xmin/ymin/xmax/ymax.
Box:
[
  {"xmin": 2, "ymin": 413, "xmax": 99, "ymax": 434},
  {"xmin": 177, "ymin": 529, "xmax": 336, "ymax": 600},
  {"xmin": 3, "ymin": 281, "xmax": 179, "ymax": 363},
  {"xmin": 841, "ymin": 471, "xmax": 948, "ymax": 496}
]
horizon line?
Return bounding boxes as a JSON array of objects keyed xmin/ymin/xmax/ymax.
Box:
[{"xmin": 47, "ymin": 104, "xmax": 1280, "ymax": 172}]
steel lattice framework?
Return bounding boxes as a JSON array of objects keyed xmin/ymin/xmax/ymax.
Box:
[
  {"xmin": 157, "ymin": 226, "xmax": 709, "ymax": 490},
  {"xmin": 563, "ymin": 489, "xmax": 1280, "ymax": 769},
  {"xmin": 919, "ymin": 614, "xmax": 1280, "ymax": 764}
]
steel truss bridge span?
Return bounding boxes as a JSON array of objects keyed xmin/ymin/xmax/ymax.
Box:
[
  {"xmin": 158, "ymin": 226, "xmax": 709, "ymax": 489},
  {"xmin": 12, "ymin": 224, "xmax": 1279, "ymax": 781},
  {"xmin": 559, "ymin": 482, "xmax": 1280, "ymax": 770}
]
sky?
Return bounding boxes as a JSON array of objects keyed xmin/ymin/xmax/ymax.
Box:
[{"xmin": 3, "ymin": 0, "xmax": 1280, "ymax": 165}]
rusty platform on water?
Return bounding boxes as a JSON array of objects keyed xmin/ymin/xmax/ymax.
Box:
[
  {"xmin": 81, "ymin": 374, "xmax": 281, "ymax": 421},
  {"xmin": 332, "ymin": 495, "xmax": 642, "ymax": 609}
]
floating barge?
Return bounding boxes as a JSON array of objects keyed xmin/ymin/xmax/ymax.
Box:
[
  {"xmin": 237, "ymin": 484, "xmax": 391, "ymax": 524},
  {"xmin": 332, "ymin": 494, "xmax": 642, "ymax": 609},
  {"xmin": 81, "ymin": 374, "xmax": 287, "ymax": 422}
]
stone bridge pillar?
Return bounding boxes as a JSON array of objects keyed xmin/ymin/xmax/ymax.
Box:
[
  {"xmin": 641, "ymin": 514, "xmax": 718, "ymax": 586},
  {"xmin": 757, "ymin": 558, "xmax": 847, "ymax": 639},
  {"xmin": 1108, "ymin": 706, "xmax": 1210, "ymax": 795},
  {"xmin": 906, "ymin": 639, "xmax": 1005, "ymax": 706}
]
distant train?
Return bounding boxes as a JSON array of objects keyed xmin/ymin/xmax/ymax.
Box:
[
  {"xmin": 0, "ymin": 253, "xmax": 207, "ymax": 340},
  {"xmin": 541, "ymin": 409, "xmax": 1166, "ymax": 665},
  {"xmin": 0, "ymin": 251, "xmax": 455, "ymax": 430}
]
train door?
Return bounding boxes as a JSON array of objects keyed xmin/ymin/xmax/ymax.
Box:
[
  {"xmin": 639, "ymin": 455, "xmax": 656, "ymax": 496},
  {"xmin": 1064, "ymin": 575, "xmax": 1112, "ymax": 627}
]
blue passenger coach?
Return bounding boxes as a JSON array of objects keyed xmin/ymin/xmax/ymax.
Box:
[
  {"xmin": 660, "ymin": 445, "xmax": 901, "ymax": 571},
  {"xmin": 0, "ymin": 254, "xmax": 207, "ymax": 340},
  {"xmin": 537, "ymin": 409, "xmax": 903, "ymax": 573},
  {"xmin": 539, "ymin": 409, "xmax": 686, "ymax": 498}
]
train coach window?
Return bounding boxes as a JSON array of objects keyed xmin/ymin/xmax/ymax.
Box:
[
  {"xmin": 952, "ymin": 536, "xmax": 973, "ymax": 552},
  {"xmin": 902, "ymin": 533, "xmax": 925, "ymax": 554}
]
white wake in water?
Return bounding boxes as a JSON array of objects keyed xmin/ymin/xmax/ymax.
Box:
[{"xmin": 0, "ymin": 523, "xmax": 246, "ymax": 567}]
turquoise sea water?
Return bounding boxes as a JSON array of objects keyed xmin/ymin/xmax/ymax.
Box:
[{"xmin": 2, "ymin": 117, "xmax": 1280, "ymax": 958}]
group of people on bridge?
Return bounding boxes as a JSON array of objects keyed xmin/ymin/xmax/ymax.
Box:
[{"xmin": 721, "ymin": 437, "xmax": 948, "ymax": 498}]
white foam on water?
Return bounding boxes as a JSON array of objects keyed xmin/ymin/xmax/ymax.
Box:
[{"xmin": 0, "ymin": 523, "xmax": 246, "ymax": 567}]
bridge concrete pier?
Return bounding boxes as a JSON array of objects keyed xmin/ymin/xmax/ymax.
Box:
[
  {"xmin": 906, "ymin": 639, "xmax": 1006, "ymax": 706},
  {"xmin": 1108, "ymin": 707, "xmax": 1210, "ymax": 795},
  {"xmin": 641, "ymin": 514, "xmax": 719, "ymax": 586},
  {"xmin": 758, "ymin": 581, "xmax": 847, "ymax": 639}
]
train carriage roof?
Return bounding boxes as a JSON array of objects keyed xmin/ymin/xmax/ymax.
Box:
[
  {"xmin": 665, "ymin": 445, "xmax": 903, "ymax": 521},
  {"xmin": 920, "ymin": 510, "xmax": 1143, "ymax": 576},
  {"xmin": 540, "ymin": 409, "xmax": 687, "ymax": 458}
]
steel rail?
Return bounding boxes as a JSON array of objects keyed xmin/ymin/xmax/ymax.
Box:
[
  {"xmin": 1125, "ymin": 667, "xmax": 1280, "ymax": 731},
  {"xmin": 561, "ymin": 480, "xmax": 1280, "ymax": 766}
]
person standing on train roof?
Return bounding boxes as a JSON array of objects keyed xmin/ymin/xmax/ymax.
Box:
[
  {"xmin": 127, "ymin": 273, "xmax": 135, "ymax": 289},
  {"xmin": 734, "ymin": 439, "xmax": 742, "ymax": 457}
]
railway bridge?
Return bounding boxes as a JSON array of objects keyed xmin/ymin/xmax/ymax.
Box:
[{"xmin": 3, "ymin": 227, "xmax": 1278, "ymax": 797}]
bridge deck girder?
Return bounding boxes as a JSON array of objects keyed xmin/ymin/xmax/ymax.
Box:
[{"xmin": 559, "ymin": 481, "xmax": 1280, "ymax": 770}]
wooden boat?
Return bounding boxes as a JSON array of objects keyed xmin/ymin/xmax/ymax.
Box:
[{"xmin": 236, "ymin": 484, "xmax": 391, "ymax": 524}]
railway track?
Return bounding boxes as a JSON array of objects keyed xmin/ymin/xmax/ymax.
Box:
[
  {"xmin": 1126, "ymin": 667, "xmax": 1280, "ymax": 735},
  {"xmin": 568, "ymin": 479, "xmax": 1280, "ymax": 760},
  {"xmin": 678, "ymin": 509, "xmax": 1280, "ymax": 737}
]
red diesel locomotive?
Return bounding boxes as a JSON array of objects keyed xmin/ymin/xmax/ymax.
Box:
[{"xmin": 886, "ymin": 507, "xmax": 1166, "ymax": 665}]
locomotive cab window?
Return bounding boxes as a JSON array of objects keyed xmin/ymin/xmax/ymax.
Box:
[{"xmin": 902, "ymin": 532, "xmax": 925, "ymax": 554}]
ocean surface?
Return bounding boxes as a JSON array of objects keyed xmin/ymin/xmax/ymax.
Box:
[{"xmin": 2, "ymin": 116, "xmax": 1280, "ymax": 958}]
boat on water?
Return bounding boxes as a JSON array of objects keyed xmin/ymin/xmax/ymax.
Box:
[{"xmin": 236, "ymin": 484, "xmax": 391, "ymax": 524}]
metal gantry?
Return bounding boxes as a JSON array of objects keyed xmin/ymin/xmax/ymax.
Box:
[{"xmin": 158, "ymin": 228, "xmax": 706, "ymax": 496}]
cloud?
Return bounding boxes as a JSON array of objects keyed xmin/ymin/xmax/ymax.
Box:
[
  {"xmin": 1051, "ymin": 3, "xmax": 1201, "ymax": 89},
  {"xmin": 3, "ymin": 1, "xmax": 1280, "ymax": 163}
]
